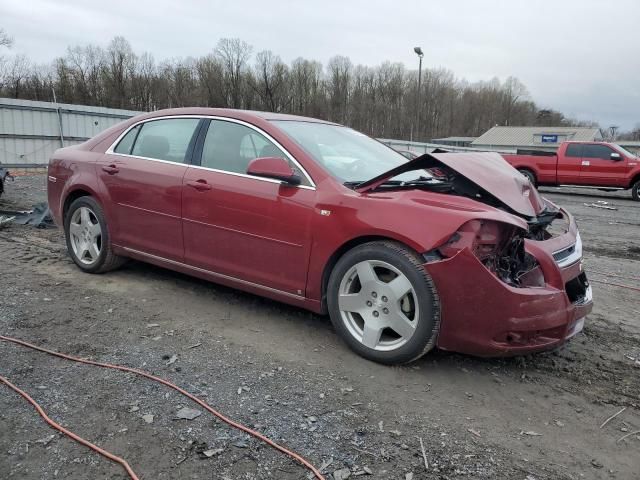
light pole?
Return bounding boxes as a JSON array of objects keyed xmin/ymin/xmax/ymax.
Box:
[{"xmin": 414, "ymin": 47, "xmax": 424, "ymax": 142}]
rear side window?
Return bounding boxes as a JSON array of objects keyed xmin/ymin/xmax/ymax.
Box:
[
  {"xmin": 114, "ymin": 125, "xmax": 141, "ymax": 155},
  {"xmin": 565, "ymin": 144, "xmax": 583, "ymax": 157},
  {"xmin": 582, "ymin": 144, "xmax": 614, "ymax": 160},
  {"xmin": 130, "ymin": 118, "xmax": 200, "ymax": 163}
]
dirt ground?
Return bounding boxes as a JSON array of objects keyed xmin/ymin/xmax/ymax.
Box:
[{"xmin": 0, "ymin": 174, "xmax": 638, "ymax": 480}]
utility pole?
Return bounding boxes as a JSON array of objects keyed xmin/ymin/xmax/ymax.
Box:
[
  {"xmin": 414, "ymin": 47, "xmax": 424, "ymax": 142},
  {"xmin": 52, "ymin": 87, "xmax": 65, "ymax": 148}
]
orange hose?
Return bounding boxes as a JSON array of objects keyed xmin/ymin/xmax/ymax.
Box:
[
  {"xmin": 0, "ymin": 335, "xmax": 326, "ymax": 480},
  {"xmin": 0, "ymin": 375, "xmax": 140, "ymax": 480}
]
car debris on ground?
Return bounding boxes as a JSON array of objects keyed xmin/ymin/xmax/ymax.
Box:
[
  {"xmin": 0, "ymin": 202, "xmax": 54, "ymax": 228},
  {"xmin": 0, "ymin": 163, "xmax": 13, "ymax": 198}
]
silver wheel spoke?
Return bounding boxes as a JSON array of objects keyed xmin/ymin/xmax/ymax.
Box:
[
  {"xmin": 361, "ymin": 322, "xmax": 383, "ymax": 349},
  {"xmin": 388, "ymin": 274, "xmax": 412, "ymax": 300},
  {"xmin": 355, "ymin": 261, "xmax": 378, "ymax": 286},
  {"xmin": 69, "ymin": 222, "xmax": 83, "ymax": 238},
  {"xmin": 339, "ymin": 293, "xmax": 365, "ymax": 313},
  {"xmin": 88, "ymin": 242, "xmax": 100, "ymax": 260},
  {"xmin": 388, "ymin": 311, "xmax": 416, "ymax": 338},
  {"xmin": 78, "ymin": 241, "xmax": 90, "ymax": 260},
  {"xmin": 88, "ymin": 222, "xmax": 101, "ymax": 240},
  {"xmin": 80, "ymin": 207, "xmax": 91, "ymax": 227}
]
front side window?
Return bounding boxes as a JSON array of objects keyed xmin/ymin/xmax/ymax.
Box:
[
  {"xmin": 565, "ymin": 144, "xmax": 583, "ymax": 158},
  {"xmin": 272, "ymin": 120, "xmax": 421, "ymax": 183},
  {"xmin": 582, "ymin": 144, "xmax": 615, "ymax": 160},
  {"xmin": 130, "ymin": 118, "xmax": 200, "ymax": 163},
  {"xmin": 200, "ymin": 120, "xmax": 310, "ymax": 185}
]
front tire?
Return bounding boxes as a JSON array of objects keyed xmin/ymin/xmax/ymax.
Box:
[
  {"xmin": 64, "ymin": 196, "xmax": 125, "ymax": 273},
  {"xmin": 327, "ymin": 241, "xmax": 440, "ymax": 364},
  {"xmin": 632, "ymin": 180, "xmax": 640, "ymax": 201}
]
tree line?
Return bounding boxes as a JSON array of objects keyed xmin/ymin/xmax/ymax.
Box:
[{"xmin": 0, "ymin": 32, "xmax": 605, "ymax": 141}]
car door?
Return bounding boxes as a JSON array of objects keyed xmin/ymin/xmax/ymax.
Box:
[
  {"xmin": 556, "ymin": 143, "xmax": 584, "ymax": 184},
  {"xmin": 580, "ymin": 144, "xmax": 630, "ymax": 186},
  {"xmin": 182, "ymin": 118, "xmax": 316, "ymax": 296},
  {"xmin": 98, "ymin": 117, "xmax": 201, "ymax": 260}
]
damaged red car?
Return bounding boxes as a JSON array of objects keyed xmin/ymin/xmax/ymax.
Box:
[{"xmin": 47, "ymin": 109, "xmax": 592, "ymax": 364}]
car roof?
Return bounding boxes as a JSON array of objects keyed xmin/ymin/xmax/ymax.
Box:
[{"xmin": 136, "ymin": 107, "xmax": 339, "ymax": 125}]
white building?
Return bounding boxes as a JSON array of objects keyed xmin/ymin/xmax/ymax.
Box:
[{"xmin": 471, "ymin": 126, "xmax": 603, "ymax": 153}]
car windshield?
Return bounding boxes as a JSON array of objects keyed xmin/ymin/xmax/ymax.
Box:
[{"xmin": 272, "ymin": 120, "xmax": 430, "ymax": 183}]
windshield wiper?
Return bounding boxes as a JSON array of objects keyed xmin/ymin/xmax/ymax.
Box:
[
  {"xmin": 400, "ymin": 176, "xmax": 440, "ymax": 185},
  {"xmin": 344, "ymin": 181, "xmax": 365, "ymax": 188},
  {"xmin": 344, "ymin": 178, "xmax": 443, "ymax": 190}
]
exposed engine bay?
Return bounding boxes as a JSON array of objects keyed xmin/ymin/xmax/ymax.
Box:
[{"xmin": 353, "ymin": 152, "xmax": 572, "ymax": 288}]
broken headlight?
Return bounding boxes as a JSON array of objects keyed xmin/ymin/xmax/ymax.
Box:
[{"xmin": 436, "ymin": 220, "xmax": 544, "ymax": 288}]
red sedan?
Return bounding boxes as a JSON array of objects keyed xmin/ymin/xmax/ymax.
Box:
[{"xmin": 47, "ymin": 108, "xmax": 592, "ymax": 364}]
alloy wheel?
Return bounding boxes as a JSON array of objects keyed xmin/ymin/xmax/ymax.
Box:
[
  {"xmin": 69, "ymin": 206, "xmax": 102, "ymax": 265},
  {"xmin": 338, "ymin": 260, "xmax": 419, "ymax": 351}
]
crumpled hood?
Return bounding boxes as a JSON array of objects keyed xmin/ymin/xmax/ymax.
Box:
[
  {"xmin": 356, "ymin": 151, "xmax": 546, "ymax": 218},
  {"xmin": 429, "ymin": 152, "xmax": 546, "ymax": 217}
]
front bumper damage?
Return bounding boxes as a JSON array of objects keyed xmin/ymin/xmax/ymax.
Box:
[{"xmin": 425, "ymin": 209, "xmax": 592, "ymax": 356}]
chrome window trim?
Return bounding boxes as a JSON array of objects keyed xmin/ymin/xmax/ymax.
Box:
[
  {"xmin": 105, "ymin": 114, "xmax": 316, "ymax": 189},
  {"xmin": 187, "ymin": 164, "xmax": 315, "ymax": 190}
]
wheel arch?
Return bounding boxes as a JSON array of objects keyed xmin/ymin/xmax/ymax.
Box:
[
  {"xmin": 62, "ymin": 187, "xmax": 97, "ymax": 220},
  {"xmin": 629, "ymin": 172, "xmax": 640, "ymax": 189},
  {"xmin": 319, "ymin": 235, "xmax": 422, "ymax": 314}
]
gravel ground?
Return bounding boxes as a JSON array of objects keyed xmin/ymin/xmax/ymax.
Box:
[{"xmin": 0, "ymin": 174, "xmax": 639, "ymax": 480}]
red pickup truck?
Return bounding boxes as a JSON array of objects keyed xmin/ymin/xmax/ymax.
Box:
[{"xmin": 502, "ymin": 142, "xmax": 640, "ymax": 201}]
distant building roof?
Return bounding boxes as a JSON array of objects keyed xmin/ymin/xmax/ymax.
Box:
[
  {"xmin": 431, "ymin": 136, "xmax": 477, "ymax": 143},
  {"xmin": 471, "ymin": 126, "xmax": 601, "ymax": 148}
]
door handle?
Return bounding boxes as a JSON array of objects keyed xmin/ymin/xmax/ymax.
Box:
[
  {"xmin": 186, "ymin": 179, "xmax": 212, "ymax": 191},
  {"xmin": 102, "ymin": 165, "xmax": 119, "ymax": 174},
  {"xmin": 581, "ymin": 161, "xmax": 590, "ymax": 166}
]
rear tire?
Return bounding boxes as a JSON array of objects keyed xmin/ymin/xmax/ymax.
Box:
[
  {"xmin": 632, "ymin": 180, "xmax": 640, "ymax": 201},
  {"xmin": 64, "ymin": 196, "xmax": 126, "ymax": 273},
  {"xmin": 327, "ymin": 241, "xmax": 440, "ymax": 364},
  {"xmin": 518, "ymin": 169, "xmax": 537, "ymax": 187}
]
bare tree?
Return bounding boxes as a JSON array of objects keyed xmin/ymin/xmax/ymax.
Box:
[
  {"xmin": 105, "ymin": 36, "xmax": 136, "ymax": 108},
  {"xmin": 215, "ymin": 38, "xmax": 252, "ymax": 108},
  {"xmin": 0, "ymin": 34, "xmax": 597, "ymax": 140},
  {"xmin": 250, "ymin": 50, "xmax": 289, "ymax": 112},
  {"xmin": 0, "ymin": 28, "xmax": 13, "ymax": 48}
]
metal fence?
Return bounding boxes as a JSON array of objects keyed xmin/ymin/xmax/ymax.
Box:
[
  {"xmin": 378, "ymin": 138, "xmax": 514, "ymax": 154},
  {"xmin": 0, "ymin": 98, "xmax": 140, "ymax": 167},
  {"xmin": 1, "ymin": 98, "xmax": 518, "ymax": 169}
]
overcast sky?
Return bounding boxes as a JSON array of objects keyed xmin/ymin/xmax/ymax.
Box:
[{"xmin": 1, "ymin": 0, "xmax": 638, "ymax": 130}]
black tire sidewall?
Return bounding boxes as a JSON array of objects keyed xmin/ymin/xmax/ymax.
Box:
[
  {"xmin": 518, "ymin": 169, "xmax": 536, "ymax": 187},
  {"xmin": 64, "ymin": 196, "xmax": 110, "ymax": 273},
  {"xmin": 632, "ymin": 181, "xmax": 640, "ymax": 201},
  {"xmin": 327, "ymin": 242, "xmax": 438, "ymax": 364}
]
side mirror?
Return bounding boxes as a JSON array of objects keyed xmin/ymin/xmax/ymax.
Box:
[
  {"xmin": 610, "ymin": 152, "xmax": 622, "ymax": 161},
  {"xmin": 246, "ymin": 157, "xmax": 301, "ymax": 185}
]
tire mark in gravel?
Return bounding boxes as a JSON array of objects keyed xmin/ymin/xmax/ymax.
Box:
[{"xmin": 0, "ymin": 232, "xmax": 71, "ymax": 268}]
